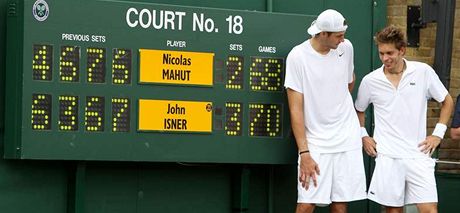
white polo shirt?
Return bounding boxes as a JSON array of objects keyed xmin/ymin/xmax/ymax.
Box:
[
  {"xmin": 284, "ymin": 39, "xmax": 362, "ymax": 153},
  {"xmin": 355, "ymin": 59, "xmax": 448, "ymax": 158}
]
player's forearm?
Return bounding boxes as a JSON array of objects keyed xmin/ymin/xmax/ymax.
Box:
[
  {"xmin": 357, "ymin": 111, "xmax": 366, "ymax": 127},
  {"xmin": 290, "ymin": 109, "xmax": 308, "ymax": 152},
  {"xmin": 348, "ymin": 73, "xmax": 355, "ymax": 93},
  {"xmin": 439, "ymin": 94, "xmax": 454, "ymax": 125},
  {"xmin": 287, "ymin": 89, "xmax": 308, "ymax": 152}
]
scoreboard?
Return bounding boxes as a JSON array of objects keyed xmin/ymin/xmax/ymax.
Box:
[{"xmin": 5, "ymin": 0, "xmax": 312, "ymax": 164}]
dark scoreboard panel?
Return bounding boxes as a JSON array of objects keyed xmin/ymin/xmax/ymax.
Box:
[{"xmin": 5, "ymin": 0, "xmax": 312, "ymax": 164}]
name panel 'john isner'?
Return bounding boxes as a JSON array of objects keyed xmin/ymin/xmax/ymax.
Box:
[{"xmin": 138, "ymin": 99, "xmax": 212, "ymax": 132}]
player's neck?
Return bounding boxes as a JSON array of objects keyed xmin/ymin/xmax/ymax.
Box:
[
  {"xmin": 310, "ymin": 38, "xmax": 330, "ymax": 55},
  {"xmin": 385, "ymin": 60, "xmax": 406, "ymax": 75}
]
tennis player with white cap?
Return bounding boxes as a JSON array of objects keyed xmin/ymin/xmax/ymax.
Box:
[{"xmin": 285, "ymin": 9, "xmax": 367, "ymax": 213}]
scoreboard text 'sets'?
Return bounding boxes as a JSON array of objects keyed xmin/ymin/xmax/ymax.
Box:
[{"xmin": 5, "ymin": 0, "xmax": 313, "ymax": 164}]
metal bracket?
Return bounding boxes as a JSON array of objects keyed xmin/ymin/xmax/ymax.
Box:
[
  {"xmin": 407, "ymin": 6, "xmax": 424, "ymax": 47},
  {"xmin": 407, "ymin": 0, "xmax": 439, "ymax": 47}
]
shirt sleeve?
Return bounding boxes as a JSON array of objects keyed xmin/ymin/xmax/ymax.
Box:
[
  {"xmin": 284, "ymin": 49, "xmax": 303, "ymax": 93},
  {"xmin": 426, "ymin": 65, "xmax": 448, "ymax": 102},
  {"xmin": 354, "ymin": 77, "xmax": 371, "ymax": 112}
]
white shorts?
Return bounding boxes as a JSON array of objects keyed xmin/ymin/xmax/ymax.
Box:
[
  {"xmin": 297, "ymin": 148, "xmax": 367, "ymax": 205},
  {"xmin": 368, "ymin": 154, "xmax": 438, "ymax": 207}
]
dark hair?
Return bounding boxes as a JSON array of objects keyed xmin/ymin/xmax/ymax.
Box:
[
  {"xmin": 313, "ymin": 32, "xmax": 335, "ymax": 37},
  {"xmin": 374, "ymin": 25, "xmax": 407, "ymax": 50}
]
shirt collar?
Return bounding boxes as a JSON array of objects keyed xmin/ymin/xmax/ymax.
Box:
[
  {"xmin": 378, "ymin": 58, "xmax": 414, "ymax": 77},
  {"xmin": 402, "ymin": 59, "xmax": 415, "ymax": 74}
]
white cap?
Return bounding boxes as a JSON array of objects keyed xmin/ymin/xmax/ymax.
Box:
[{"xmin": 307, "ymin": 9, "xmax": 348, "ymax": 36}]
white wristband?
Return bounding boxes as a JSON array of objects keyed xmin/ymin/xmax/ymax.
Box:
[
  {"xmin": 432, "ymin": 123, "xmax": 447, "ymax": 139},
  {"xmin": 360, "ymin": 127, "xmax": 369, "ymax": 138}
]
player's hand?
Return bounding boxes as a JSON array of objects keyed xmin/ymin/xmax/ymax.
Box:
[
  {"xmin": 419, "ymin": 135, "xmax": 441, "ymax": 155},
  {"xmin": 299, "ymin": 153, "xmax": 320, "ymax": 190},
  {"xmin": 362, "ymin": 136, "xmax": 377, "ymax": 157}
]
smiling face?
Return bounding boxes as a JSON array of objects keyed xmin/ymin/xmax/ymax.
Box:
[
  {"xmin": 373, "ymin": 26, "xmax": 408, "ymax": 73},
  {"xmin": 378, "ymin": 42, "xmax": 405, "ymax": 73}
]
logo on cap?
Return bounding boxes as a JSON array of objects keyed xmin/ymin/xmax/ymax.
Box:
[{"xmin": 33, "ymin": 0, "xmax": 49, "ymax": 22}]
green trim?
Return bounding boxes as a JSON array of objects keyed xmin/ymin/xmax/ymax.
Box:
[
  {"xmin": 371, "ymin": 0, "xmax": 387, "ymax": 70},
  {"xmin": 266, "ymin": 0, "xmax": 273, "ymax": 12},
  {"xmin": 366, "ymin": 2, "xmax": 386, "ymax": 213},
  {"xmin": 4, "ymin": 0, "xmax": 24, "ymax": 158},
  {"xmin": 67, "ymin": 162, "xmax": 86, "ymax": 213},
  {"xmin": 232, "ymin": 167, "xmax": 250, "ymax": 213},
  {"xmin": 268, "ymin": 166, "xmax": 274, "ymax": 213}
]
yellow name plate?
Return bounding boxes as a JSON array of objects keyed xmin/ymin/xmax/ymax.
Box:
[
  {"xmin": 138, "ymin": 99, "xmax": 213, "ymax": 132},
  {"xmin": 139, "ymin": 49, "xmax": 214, "ymax": 86}
]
